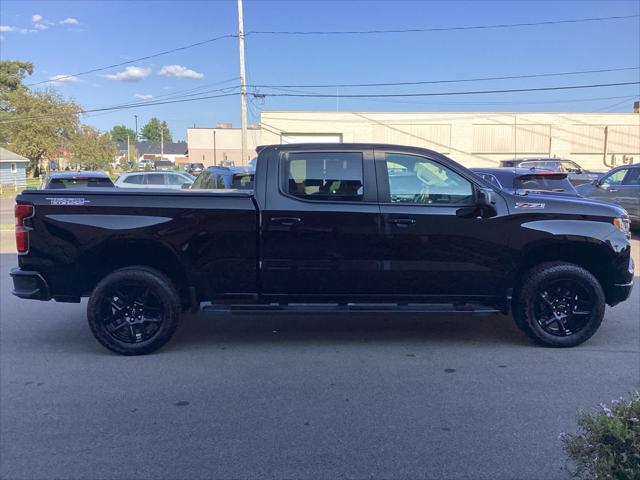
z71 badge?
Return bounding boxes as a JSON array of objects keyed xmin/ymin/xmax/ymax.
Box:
[
  {"xmin": 46, "ymin": 197, "xmax": 91, "ymax": 206},
  {"xmin": 515, "ymin": 202, "xmax": 545, "ymax": 209}
]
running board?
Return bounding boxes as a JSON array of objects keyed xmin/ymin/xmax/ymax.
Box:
[{"xmin": 202, "ymin": 303, "xmax": 501, "ymax": 315}]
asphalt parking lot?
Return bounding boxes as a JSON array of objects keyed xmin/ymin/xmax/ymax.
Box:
[{"xmin": 0, "ymin": 232, "xmax": 638, "ymax": 480}]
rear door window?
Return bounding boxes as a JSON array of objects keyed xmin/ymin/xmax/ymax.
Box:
[
  {"xmin": 284, "ymin": 152, "xmax": 364, "ymax": 201},
  {"xmin": 622, "ymin": 168, "xmax": 640, "ymax": 186},
  {"xmin": 146, "ymin": 174, "xmax": 165, "ymax": 186}
]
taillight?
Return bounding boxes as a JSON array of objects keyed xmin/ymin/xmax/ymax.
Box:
[{"xmin": 15, "ymin": 204, "xmax": 34, "ymax": 254}]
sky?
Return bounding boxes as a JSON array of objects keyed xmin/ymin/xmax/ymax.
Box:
[{"xmin": 1, "ymin": 0, "xmax": 639, "ymax": 142}]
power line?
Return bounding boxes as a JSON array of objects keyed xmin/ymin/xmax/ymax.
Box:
[
  {"xmin": 247, "ymin": 14, "xmax": 639, "ymax": 35},
  {"xmin": 25, "ymin": 34, "xmax": 238, "ymax": 87},
  {"xmin": 4, "ymin": 80, "xmax": 638, "ymax": 125},
  {"xmin": 249, "ymin": 67, "xmax": 639, "ymax": 89},
  {"xmin": 23, "ymin": 14, "xmax": 639, "ymax": 87},
  {"xmin": 0, "ymin": 92, "xmax": 240, "ymax": 124},
  {"xmin": 258, "ymin": 81, "xmax": 640, "ymax": 99}
]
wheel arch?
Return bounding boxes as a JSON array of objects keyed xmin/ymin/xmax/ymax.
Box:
[
  {"xmin": 513, "ymin": 240, "xmax": 617, "ymax": 303},
  {"xmin": 80, "ymin": 239, "xmax": 192, "ymax": 308}
]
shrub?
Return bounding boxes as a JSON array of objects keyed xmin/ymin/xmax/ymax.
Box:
[{"xmin": 561, "ymin": 392, "xmax": 640, "ymax": 479}]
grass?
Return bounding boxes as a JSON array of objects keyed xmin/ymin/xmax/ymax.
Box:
[{"xmin": 0, "ymin": 178, "xmax": 40, "ymax": 199}]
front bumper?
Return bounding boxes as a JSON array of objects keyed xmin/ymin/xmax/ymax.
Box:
[
  {"xmin": 607, "ymin": 256, "xmax": 634, "ymax": 306},
  {"xmin": 10, "ymin": 268, "xmax": 50, "ymax": 301}
]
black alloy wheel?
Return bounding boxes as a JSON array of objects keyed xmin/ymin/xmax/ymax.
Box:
[
  {"xmin": 534, "ymin": 278, "xmax": 596, "ymax": 337},
  {"xmin": 512, "ymin": 262, "xmax": 605, "ymax": 347},
  {"xmin": 87, "ymin": 266, "xmax": 181, "ymax": 355}
]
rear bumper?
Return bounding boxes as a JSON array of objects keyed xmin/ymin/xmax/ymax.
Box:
[{"xmin": 10, "ymin": 268, "xmax": 50, "ymax": 301}]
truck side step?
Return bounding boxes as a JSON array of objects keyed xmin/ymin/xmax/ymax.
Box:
[{"xmin": 202, "ymin": 303, "xmax": 501, "ymax": 316}]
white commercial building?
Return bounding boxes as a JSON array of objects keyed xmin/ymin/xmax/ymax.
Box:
[{"xmin": 259, "ymin": 110, "xmax": 640, "ymax": 170}]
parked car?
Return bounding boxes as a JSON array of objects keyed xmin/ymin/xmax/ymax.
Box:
[
  {"xmin": 39, "ymin": 171, "xmax": 114, "ymax": 189},
  {"xmin": 153, "ymin": 159, "xmax": 174, "ymax": 171},
  {"xmin": 499, "ymin": 158, "xmax": 603, "ymax": 186},
  {"xmin": 184, "ymin": 162, "xmax": 205, "ymax": 175},
  {"xmin": 114, "ymin": 171, "xmax": 195, "ymax": 189},
  {"xmin": 575, "ymin": 164, "xmax": 640, "ymax": 228},
  {"xmin": 137, "ymin": 159, "xmax": 154, "ymax": 170},
  {"xmin": 11, "ymin": 144, "xmax": 633, "ymax": 355},
  {"xmin": 471, "ymin": 168, "xmax": 578, "ymax": 196},
  {"xmin": 190, "ymin": 166, "xmax": 255, "ymax": 190}
]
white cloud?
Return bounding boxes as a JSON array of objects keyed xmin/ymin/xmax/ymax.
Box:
[
  {"xmin": 49, "ymin": 74, "xmax": 79, "ymax": 85},
  {"xmin": 134, "ymin": 93, "xmax": 153, "ymax": 100},
  {"xmin": 32, "ymin": 14, "xmax": 43, "ymax": 23},
  {"xmin": 60, "ymin": 17, "xmax": 79, "ymax": 25},
  {"xmin": 105, "ymin": 66, "xmax": 151, "ymax": 82},
  {"xmin": 158, "ymin": 64, "xmax": 204, "ymax": 79},
  {"xmin": 0, "ymin": 25, "xmax": 17, "ymax": 32},
  {"xmin": 34, "ymin": 23, "xmax": 48, "ymax": 30}
]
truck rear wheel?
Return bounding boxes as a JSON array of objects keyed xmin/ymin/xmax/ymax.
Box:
[
  {"xmin": 512, "ymin": 262, "xmax": 605, "ymax": 347},
  {"xmin": 87, "ymin": 266, "xmax": 181, "ymax": 355}
]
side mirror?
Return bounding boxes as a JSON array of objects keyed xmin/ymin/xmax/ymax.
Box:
[
  {"xmin": 475, "ymin": 187, "xmax": 496, "ymax": 207},
  {"xmin": 181, "ymin": 183, "xmax": 192, "ymax": 189},
  {"xmin": 592, "ymin": 178, "xmax": 601, "ymax": 186}
]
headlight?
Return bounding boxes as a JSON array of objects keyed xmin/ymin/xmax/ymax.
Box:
[{"xmin": 613, "ymin": 217, "xmax": 631, "ymax": 238}]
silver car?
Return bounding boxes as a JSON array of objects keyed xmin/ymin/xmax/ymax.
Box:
[
  {"xmin": 114, "ymin": 171, "xmax": 195, "ymax": 190},
  {"xmin": 575, "ymin": 164, "xmax": 640, "ymax": 227}
]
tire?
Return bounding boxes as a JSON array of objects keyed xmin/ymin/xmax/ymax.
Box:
[
  {"xmin": 512, "ymin": 262, "xmax": 605, "ymax": 347},
  {"xmin": 87, "ymin": 266, "xmax": 181, "ymax": 355}
]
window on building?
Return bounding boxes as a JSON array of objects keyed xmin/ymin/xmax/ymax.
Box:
[
  {"xmin": 385, "ymin": 153, "xmax": 473, "ymax": 205},
  {"xmin": 285, "ymin": 152, "xmax": 364, "ymax": 201}
]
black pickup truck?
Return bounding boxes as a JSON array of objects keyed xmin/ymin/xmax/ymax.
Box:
[{"xmin": 11, "ymin": 144, "xmax": 634, "ymax": 355}]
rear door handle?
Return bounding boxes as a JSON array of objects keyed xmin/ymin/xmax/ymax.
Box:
[
  {"xmin": 387, "ymin": 218, "xmax": 416, "ymax": 226},
  {"xmin": 271, "ymin": 217, "xmax": 302, "ymax": 226},
  {"xmin": 608, "ymin": 189, "xmax": 619, "ymax": 192}
]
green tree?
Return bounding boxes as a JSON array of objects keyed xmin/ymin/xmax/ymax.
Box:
[
  {"xmin": 140, "ymin": 117, "xmax": 172, "ymax": 143},
  {"xmin": 70, "ymin": 125, "xmax": 117, "ymax": 170},
  {"xmin": 2, "ymin": 88, "xmax": 80, "ymax": 176},
  {"xmin": 0, "ymin": 60, "xmax": 33, "ymax": 93},
  {"xmin": 110, "ymin": 124, "xmax": 137, "ymax": 143},
  {"xmin": 0, "ymin": 60, "xmax": 35, "ymax": 142}
]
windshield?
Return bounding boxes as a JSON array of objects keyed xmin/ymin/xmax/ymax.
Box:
[
  {"xmin": 514, "ymin": 175, "xmax": 576, "ymax": 193},
  {"xmin": 47, "ymin": 177, "xmax": 114, "ymax": 189}
]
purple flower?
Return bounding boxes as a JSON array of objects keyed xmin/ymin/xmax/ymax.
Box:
[
  {"xmin": 611, "ymin": 399, "xmax": 619, "ymax": 405},
  {"xmin": 558, "ymin": 432, "xmax": 566, "ymax": 440},
  {"xmin": 629, "ymin": 417, "xmax": 639, "ymax": 424},
  {"xmin": 600, "ymin": 403, "xmax": 612, "ymax": 417}
]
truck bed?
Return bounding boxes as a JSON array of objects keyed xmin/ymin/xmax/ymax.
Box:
[{"xmin": 15, "ymin": 188, "xmax": 259, "ymax": 303}]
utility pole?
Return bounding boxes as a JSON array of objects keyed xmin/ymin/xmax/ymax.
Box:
[
  {"xmin": 127, "ymin": 135, "xmax": 131, "ymax": 164},
  {"xmin": 160, "ymin": 128, "xmax": 164, "ymax": 160},
  {"xmin": 134, "ymin": 115, "xmax": 138, "ymax": 140},
  {"xmin": 237, "ymin": 0, "xmax": 248, "ymax": 165}
]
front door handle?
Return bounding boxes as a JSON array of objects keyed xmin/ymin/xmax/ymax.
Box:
[
  {"xmin": 387, "ymin": 218, "xmax": 416, "ymax": 227},
  {"xmin": 271, "ymin": 217, "xmax": 302, "ymax": 226},
  {"xmin": 608, "ymin": 189, "xmax": 619, "ymax": 192}
]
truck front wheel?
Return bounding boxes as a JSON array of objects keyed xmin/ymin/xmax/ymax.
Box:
[
  {"xmin": 513, "ymin": 262, "xmax": 605, "ymax": 347},
  {"xmin": 87, "ymin": 266, "xmax": 181, "ymax": 355}
]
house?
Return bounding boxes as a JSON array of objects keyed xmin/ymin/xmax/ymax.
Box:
[
  {"xmin": 0, "ymin": 147, "xmax": 29, "ymax": 192},
  {"xmin": 115, "ymin": 141, "xmax": 189, "ymax": 166}
]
